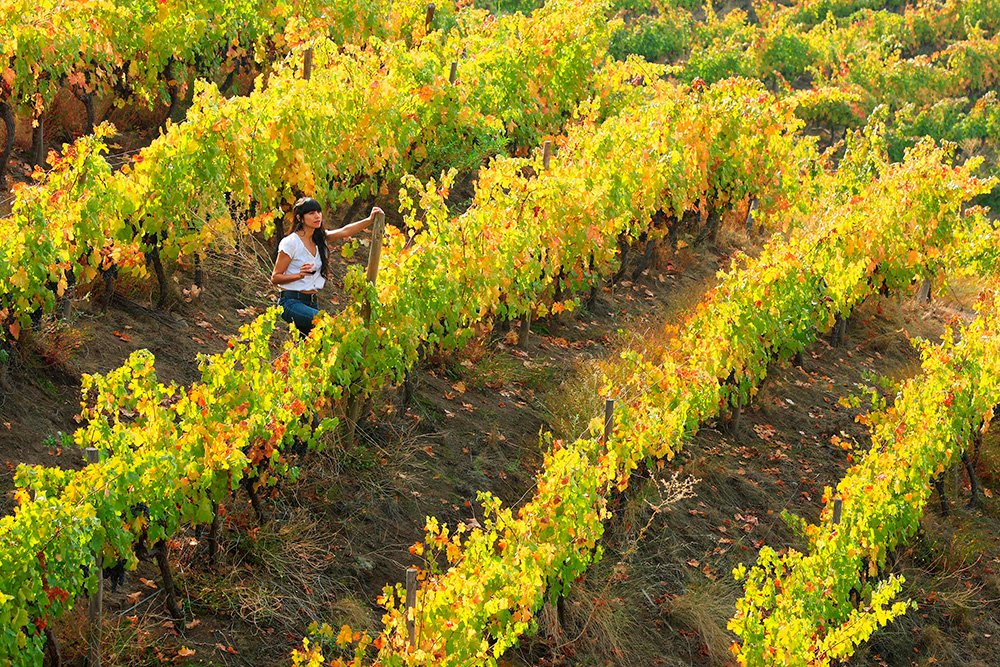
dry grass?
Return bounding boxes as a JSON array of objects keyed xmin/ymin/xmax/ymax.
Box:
[
  {"xmin": 559, "ymin": 572, "xmax": 658, "ymax": 666},
  {"xmin": 184, "ymin": 507, "xmax": 346, "ymax": 629},
  {"xmin": 661, "ymin": 579, "xmax": 741, "ymax": 667}
]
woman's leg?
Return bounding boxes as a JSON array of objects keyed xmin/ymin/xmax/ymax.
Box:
[{"xmin": 279, "ymin": 298, "xmax": 320, "ymax": 335}]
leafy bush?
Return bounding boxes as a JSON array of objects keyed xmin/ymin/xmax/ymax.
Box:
[{"xmin": 610, "ymin": 10, "xmax": 694, "ymax": 63}]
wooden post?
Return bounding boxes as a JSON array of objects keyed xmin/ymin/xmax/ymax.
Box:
[
  {"xmin": 602, "ymin": 399, "xmax": 615, "ymax": 447},
  {"xmin": 405, "ymin": 567, "xmax": 418, "ymax": 649},
  {"xmin": 424, "ymin": 3, "xmax": 436, "ymax": 29},
  {"xmin": 361, "ymin": 210, "xmax": 386, "ymax": 323},
  {"xmin": 59, "ymin": 272, "xmax": 76, "ymax": 320},
  {"xmin": 916, "ymin": 277, "xmax": 932, "ymax": 303},
  {"xmin": 832, "ymin": 497, "xmax": 842, "ymax": 525},
  {"xmin": 449, "ymin": 61, "xmax": 458, "ymax": 84},
  {"xmin": 303, "ymin": 47, "xmax": 314, "ymax": 80},
  {"xmin": 542, "ymin": 140, "xmax": 552, "ymax": 170},
  {"xmin": 347, "ymin": 211, "xmax": 386, "ymax": 445},
  {"xmin": 85, "ymin": 448, "xmax": 102, "ymax": 667},
  {"xmin": 30, "ymin": 116, "xmax": 45, "ymax": 167}
]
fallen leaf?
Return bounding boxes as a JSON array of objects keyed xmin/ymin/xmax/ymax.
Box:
[
  {"xmin": 184, "ymin": 619, "xmax": 200, "ymax": 630},
  {"xmin": 174, "ymin": 646, "xmax": 195, "ymax": 660},
  {"xmin": 451, "ymin": 381, "xmax": 466, "ymax": 394},
  {"xmin": 182, "ymin": 285, "xmax": 203, "ymax": 303},
  {"xmin": 752, "ymin": 424, "xmax": 776, "ymax": 441}
]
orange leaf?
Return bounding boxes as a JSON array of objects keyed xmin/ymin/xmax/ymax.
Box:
[{"xmin": 175, "ymin": 646, "xmax": 196, "ymax": 660}]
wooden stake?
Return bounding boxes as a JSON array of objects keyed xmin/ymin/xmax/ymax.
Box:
[
  {"xmin": 424, "ymin": 3, "xmax": 436, "ymax": 29},
  {"xmin": 348, "ymin": 210, "xmax": 386, "ymax": 445},
  {"xmin": 916, "ymin": 277, "xmax": 932, "ymax": 303},
  {"xmin": 303, "ymin": 47, "xmax": 314, "ymax": 80},
  {"xmin": 85, "ymin": 448, "xmax": 102, "ymax": 667},
  {"xmin": 449, "ymin": 61, "xmax": 458, "ymax": 84},
  {"xmin": 542, "ymin": 140, "xmax": 552, "ymax": 170},
  {"xmin": 30, "ymin": 116, "xmax": 45, "ymax": 167},
  {"xmin": 405, "ymin": 567, "xmax": 418, "ymax": 649},
  {"xmin": 361, "ymin": 210, "xmax": 386, "ymax": 323},
  {"xmin": 832, "ymin": 497, "xmax": 842, "ymax": 525},
  {"xmin": 602, "ymin": 399, "xmax": 614, "ymax": 447},
  {"xmin": 59, "ymin": 272, "xmax": 76, "ymax": 320}
]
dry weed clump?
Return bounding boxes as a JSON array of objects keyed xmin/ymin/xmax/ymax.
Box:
[{"xmin": 184, "ymin": 507, "xmax": 344, "ymax": 629}]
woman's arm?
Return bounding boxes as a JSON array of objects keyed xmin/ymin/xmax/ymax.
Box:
[
  {"xmin": 326, "ymin": 205, "xmax": 384, "ymax": 241},
  {"xmin": 271, "ymin": 251, "xmax": 314, "ymax": 285}
]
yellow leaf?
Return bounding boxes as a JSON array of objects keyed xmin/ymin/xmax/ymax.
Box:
[{"xmin": 11, "ymin": 268, "xmax": 28, "ymax": 289}]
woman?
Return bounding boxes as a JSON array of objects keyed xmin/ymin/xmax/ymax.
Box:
[{"xmin": 271, "ymin": 196, "xmax": 383, "ymax": 334}]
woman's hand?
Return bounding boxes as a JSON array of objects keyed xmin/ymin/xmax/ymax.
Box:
[
  {"xmin": 370, "ymin": 206, "xmax": 384, "ymax": 220},
  {"xmin": 299, "ymin": 262, "xmax": 315, "ymax": 276}
]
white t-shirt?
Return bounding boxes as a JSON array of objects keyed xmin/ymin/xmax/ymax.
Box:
[{"xmin": 277, "ymin": 233, "xmax": 325, "ymax": 292}]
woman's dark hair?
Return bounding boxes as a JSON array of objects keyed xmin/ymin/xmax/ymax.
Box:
[{"xmin": 291, "ymin": 197, "xmax": 330, "ymax": 279}]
